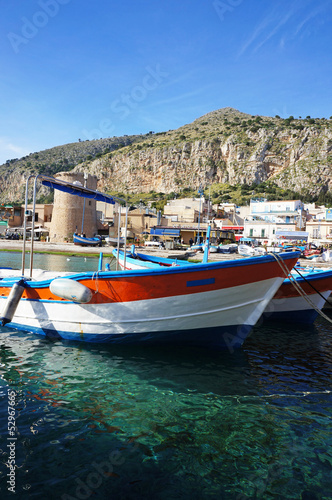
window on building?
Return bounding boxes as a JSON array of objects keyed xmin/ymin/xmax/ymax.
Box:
[
  {"xmin": 261, "ymin": 229, "xmax": 265, "ymax": 237},
  {"xmin": 249, "ymin": 229, "xmax": 253, "ymax": 237}
]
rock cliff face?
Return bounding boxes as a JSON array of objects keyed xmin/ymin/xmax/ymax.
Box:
[
  {"xmin": 78, "ymin": 118, "xmax": 332, "ymax": 197},
  {"xmin": 1, "ymin": 108, "xmax": 331, "ymax": 202}
]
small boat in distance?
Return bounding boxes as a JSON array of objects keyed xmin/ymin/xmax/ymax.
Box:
[
  {"xmin": 73, "ymin": 233, "xmax": 102, "ymax": 246},
  {"xmin": 105, "ymin": 236, "xmax": 125, "ymax": 246},
  {"xmin": 238, "ymin": 245, "xmax": 266, "ymax": 257}
]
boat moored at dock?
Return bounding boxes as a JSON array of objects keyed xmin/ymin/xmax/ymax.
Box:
[{"xmin": 0, "ymin": 174, "xmax": 301, "ymax": 349}]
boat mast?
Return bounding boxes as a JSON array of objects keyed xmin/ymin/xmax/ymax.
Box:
[
  {"xmin": 197, "ymin": 187, "xmax": 203, "ymax": 244},
  {"xmin": 21, "ymin": 175, "xmax": 35, "ymax": 277}
]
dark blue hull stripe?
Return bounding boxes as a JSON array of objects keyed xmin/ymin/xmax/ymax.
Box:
[
  {"xmin": 187, "ymin": 278, "xmax": 215, "ymax": 287},
  {"xmin": 5, "ymin": 323, "xmax": 254, "ymax": 349}
]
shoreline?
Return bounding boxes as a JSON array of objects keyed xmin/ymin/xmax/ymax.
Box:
[
  {"xmin": 1, "ymin": 240, "xmax": 331, "ymax": 267},
  {"xmin": 0, "ymin": 239, "xmax": 192, "ymax": 259}
]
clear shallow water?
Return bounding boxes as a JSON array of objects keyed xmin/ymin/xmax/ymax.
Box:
[
  {"xmin": 0, "ymin": 253, "xmax": 331, "ymax": 499},
  {"xmin": 0, "ymin": 250, "xmax": 114, "ymax": 274}
]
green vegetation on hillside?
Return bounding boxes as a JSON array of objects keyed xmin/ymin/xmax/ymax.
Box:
[
  {"xmin": 108, "ymin": 180, "xmax": 332, "ymax": 212},
  {"xmin": 1, "ymin": 107, "xmax": 331, "ymax": 205}
]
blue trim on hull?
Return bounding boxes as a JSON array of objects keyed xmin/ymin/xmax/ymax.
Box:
[
  {"xmin": 5, "ymin": 322, "xmax": 254, "ymax": 349},
  {"xmin": 262, "ymin": 309, "xmax": 319, "ymax": 324}
]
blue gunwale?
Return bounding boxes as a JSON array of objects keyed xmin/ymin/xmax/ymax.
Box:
[{"xmin": 0, "ymin": 251, "xmax": 301, "ymax": 289}]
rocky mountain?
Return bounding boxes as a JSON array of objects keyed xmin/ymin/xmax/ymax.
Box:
[{"xmin": 1, "ymin": 108, "xmax": 331, "ymax": 203}]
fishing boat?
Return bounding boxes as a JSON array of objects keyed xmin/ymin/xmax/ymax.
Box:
[
  {"xmin": 114, "ymin": 248, "xmax": 332, "ymax": 325},
  {"xmin": 104, "ymin": 236, "xmax": 125, "ymax": 246},
  {"xmin": 238, "ymin": 245, "xmax": 266, "ymax": 257},
  {"xmin": 73, "ymin": 234, "xmax": 102, "ymax": 246},
  {"xmin": 190, "ymin": 243, "xmax": 204, "ymax": 252},
  {"xmin": 262, "ymin": 265, "xmax": 332, "ymax": 323},
  {"xmin": 0, "ymin": 174, "xmax": 300, "ymax": 348},
  {"xmin": 112, "ymin": 247, "xmax": 193, "ymax": 270},
  {"xmin": 218, "ymin": 243, "xmax": 238, "ymax": 254}
]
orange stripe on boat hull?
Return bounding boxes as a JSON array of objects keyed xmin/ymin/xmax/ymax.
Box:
[
  {"xmin": 274, "ymin": 275, "xmax": 332, "ymax": 299},
  {"xmin": 0, "ymin": 257, "xmax": 297, "ymax": 304}
]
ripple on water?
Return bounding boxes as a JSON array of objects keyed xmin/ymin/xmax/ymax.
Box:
[{"xmin": 0, "ymin": 310, "xmax": 331, "ymax": 498}]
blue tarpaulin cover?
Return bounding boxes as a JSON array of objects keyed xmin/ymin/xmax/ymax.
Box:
[
  {"xmin": 150, "ymin": 228, "xmax": 180, "ymax": 237},
  {"xmin": 40, "ymin": 176, "xmax": 116, "ymax": 204}
]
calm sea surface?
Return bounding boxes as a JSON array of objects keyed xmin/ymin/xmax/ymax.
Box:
[{"xmin": 0, "ymin": 252, "xmax": 331, "ymax": 499}]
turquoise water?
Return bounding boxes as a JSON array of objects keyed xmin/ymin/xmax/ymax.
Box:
[
  {"xmin": 0, "ymin": 250, "xmax": 114, "ymax": 274},
  {"xmin": 0, "ymin": 252, "xmax": 332, "ymax": 499}
]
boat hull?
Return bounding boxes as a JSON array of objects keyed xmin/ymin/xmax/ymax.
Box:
[
  {"xmin": 5, "ymin": 279, "xmax": 278, "ymax": 348},
  {"xmin": 0, "ymin": 253, "xmax": 299, "ymax": 348},
  {"xmin": 73, "ymin": 235, "xmax": 102, "ymax": 246},
  {"xmin": 263, "ymin": 267, "xmax": 332, "ymax": 324},
  {"xmin": 116, "ymin": 250, "xmax": 332, "ymax": 326}
]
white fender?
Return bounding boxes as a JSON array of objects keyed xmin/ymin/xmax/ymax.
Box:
[{"xmin": 50, "ymin": 278, "xmax": 93, "ymax": 303}]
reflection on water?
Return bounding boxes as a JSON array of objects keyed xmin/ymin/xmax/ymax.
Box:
[
  {"xmin": 0, "ymin": 250, "xmax": 115, "ymax": 273},
  {"xmin": 0, "ymin": 252, "xmax": 331, "ymax": 499}
]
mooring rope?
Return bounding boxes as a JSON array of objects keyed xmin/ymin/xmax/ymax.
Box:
[
  {"xmin": 268, "ymin": 252, "xmax": 332, "ymax": 324},
  {"xmin": 293, "ymin": 266, "xmax": 330, "ymax": 305},
  {"xmin": 91, "ymin": 271, "xmax": 100, "ymax": 295}
]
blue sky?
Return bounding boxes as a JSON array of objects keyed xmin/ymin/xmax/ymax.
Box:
[{"xmin": 1, "ymin": 0, "xmax": 331, "ymax": 165}]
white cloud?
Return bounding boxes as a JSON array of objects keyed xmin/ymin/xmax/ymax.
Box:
[
  {"xmin": 0, "ymin": 137, "xmax": 30, "ymax": 165},
  {"xmin": 294, "ymin": 2, "xmax": 330, "ymax": 37}
]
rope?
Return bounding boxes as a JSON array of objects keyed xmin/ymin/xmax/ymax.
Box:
[
  {"xmin": 268, "ymin": 253, "xmax": 332, "ymax": 324},
  {"xmin": 91, "ymin": 271, "xmax": 100, "ymax": 295},
  {"xmin": 293, "ymin": 267, "xmax": 330, "ymax": 305}
]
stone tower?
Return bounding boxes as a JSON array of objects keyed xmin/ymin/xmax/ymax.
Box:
[{"xmin": 49, "ymin": 172, "xmax": 98, "ymax": 242}]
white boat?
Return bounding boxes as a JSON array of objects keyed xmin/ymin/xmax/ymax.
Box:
[
  {"xmin": 105, "ymin": 236, "xmax": 125, "ymax": 246},
  {"xmin": 238, "ymin": 245, "xmax": 266, "ymax": 257},
  {"xmin": 218, "ymin": 244, "xmax": 238, "ymax": 254},
  {"xmin": 0, "ymin": 174, "xmax": 300, "ymax": 349},
  {"xmin": 237, "ymin": 244, "xmax": 256, "ymax": 256},
  {"xmin": 202, "ymin": 243, "xmax": 218, "ymax": 253}
]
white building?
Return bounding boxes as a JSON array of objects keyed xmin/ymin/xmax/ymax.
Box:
[
  {"xmin": 243, "ymin": 198, "xmax": 306, "ymax": 242},
  {"xmin": 306, "ymin": 208, "xmax": 332, "ymax": 243}
]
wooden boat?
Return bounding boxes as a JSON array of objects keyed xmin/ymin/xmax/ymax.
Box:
[
  {"xmin": 0, "ymin": 175, "xmax": 300, "ymax": 348},
  {"xmin": 112, "ymin": 247, "xmax": 193, "ymax": 270},
  {"xmin": 262, "ymin": 265, "xmax": 332, "ymax": 324},
  {"xmin": 114, "ymin": 249, "xmax": 332, "ymax": 325},
  {"xmin": 73, "ymin": 234, "xmax": 102, "ymax": 246}
]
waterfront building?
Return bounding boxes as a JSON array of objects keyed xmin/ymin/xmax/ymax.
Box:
[{"xmin": 243, "ymin": 198, "xmax": 306, "ymax": 242}]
